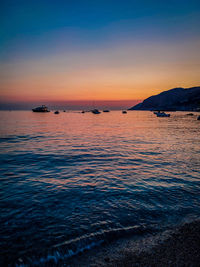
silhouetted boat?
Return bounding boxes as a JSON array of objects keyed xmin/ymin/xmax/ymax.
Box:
[
  {"xmin": 54, "ymin": 111, "xmax": 59, "ymax": 114},
  {"xmin": 103, "ymin": 110, "xmax": 110, "ymax": 112},
  {"xmin": 155, "ymin": 111, "xmax": 170, "ymax": 117},
  {"xmin": 122, "ymin": 110, "xmax": 127, "ymax": 114},
  {"xmin": 32, "ymin": 105, "xmax": 50, "ymax": 112},
  {"xmin": 91, "ymin": 109, "xmax": 101, "ymax": 114},
  {"xmin": 81, "ymin": 111, "xmax": 85, "ymax": 113},
  {"xmin": 197, "ymin": 115, "xmax": 200, "ymax": 120}
]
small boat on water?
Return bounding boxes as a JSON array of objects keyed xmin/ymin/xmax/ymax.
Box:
[
  {"xmin": 54, "ymin": 111, "xmax": 59, "ymax": 114},
  {"xmin": 32, "ymin": 105, "xmax": 50, "ymax": 112},
  {"xmin": 91, "ymin": 109, "xmax": 101, "ymax": 114},
  {"xmin": 154, "ymin": 111, "xmax": 170, "ymax": 117},
  {"xmin": 122, "ymin": 110, "xmax": 127, "ymax": 114},
  {"xmin": 81, "ymin": 111, "xmax": 85, "ymax": 113},
  {"xmin": 103, "ymin": 110, "xmax": 110, "ymax": 112}
]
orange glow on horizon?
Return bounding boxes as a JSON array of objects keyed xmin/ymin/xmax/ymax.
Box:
[{"xmin": 1, "ymin": 40, "xmax": 200, "ymax": 103}]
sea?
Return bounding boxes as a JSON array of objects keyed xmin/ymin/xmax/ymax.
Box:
[{"xmin": 0, "ymin": 110, "xmax": 200, "ymax": 266}]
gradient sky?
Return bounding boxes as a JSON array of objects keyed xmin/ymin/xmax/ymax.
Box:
[{"xmin": 0, "ymin": 0, "xmax": 200, "ymax": 107}]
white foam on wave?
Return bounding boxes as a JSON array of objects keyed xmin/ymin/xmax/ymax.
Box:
[
  {"xmin": 15, "ymin": 239, "xmax": 103, "ymax": 266},
  {"xmin": 14, "ymin": 224, "xmax": 153, "ymax": 266}
]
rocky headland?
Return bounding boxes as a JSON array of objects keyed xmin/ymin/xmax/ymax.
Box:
[{"xmin": 129, "ymin": 86, "xmax": 200, "ymax": 111}]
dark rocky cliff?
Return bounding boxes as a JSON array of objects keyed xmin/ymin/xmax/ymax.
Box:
[{"xmin": 129, "ymin": 87, "xmax": 200, "ymax": 111}]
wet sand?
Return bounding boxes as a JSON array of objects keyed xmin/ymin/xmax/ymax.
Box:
[{"xmin": 67, "ymin": 220, "xmax": 200, "ymax": 267}]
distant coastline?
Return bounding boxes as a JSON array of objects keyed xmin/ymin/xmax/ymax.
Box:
[
  {"xmin": 0, "ymin": 100, "xmax": 140, "ymax": 111},
  {"xmin": 129, "ymin": 86, "xmax": 200, "ymax": 111}
]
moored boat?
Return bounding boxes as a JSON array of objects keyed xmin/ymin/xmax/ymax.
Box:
[
  {"xmin": 91, "ymin": 109, "xmax": 101, "ymax": 114},
  {"xmin": 32, "ymin": 105, "xmax": 50, "ymax": 112},
  {"xmin": 155, "ymin": 111, "xmax": 170, "ymax": 117}
]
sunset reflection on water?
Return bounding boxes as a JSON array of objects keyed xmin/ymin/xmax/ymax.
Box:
[{"xmin": 0, "ymin": 110, "xmax": 200, "ymax": 265}]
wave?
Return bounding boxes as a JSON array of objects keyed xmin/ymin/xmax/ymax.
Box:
[
  {"xmin": 14, "ymin": 224, "xmax": 157, "ymax": 267},
  {"xmin": 0, "ymin": 135, "xmax": 46, "ymax": 144}
]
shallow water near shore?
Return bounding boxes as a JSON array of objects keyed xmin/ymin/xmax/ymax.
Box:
[{"xmin": 0, "ymin": 110, "xmax": 200, "ymax": 266}]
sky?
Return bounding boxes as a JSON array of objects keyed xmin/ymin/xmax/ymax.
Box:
[{"xmin": 0, "ymin": 0, "xmax": 200, "ymax": 109}]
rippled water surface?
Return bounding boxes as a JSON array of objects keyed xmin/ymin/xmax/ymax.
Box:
[{"xmin": 0, "ymin": 110, "xmax": 200, "ymax": 266}]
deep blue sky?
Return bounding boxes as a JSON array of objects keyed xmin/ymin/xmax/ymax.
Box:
[{"xmin": 1, "ymin": 0, "xmax": 200, "ymax": 57}]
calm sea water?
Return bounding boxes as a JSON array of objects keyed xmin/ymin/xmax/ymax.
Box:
[{"xmin": 0, "ymin": 110, "xmax": 200, "ymax": 266}]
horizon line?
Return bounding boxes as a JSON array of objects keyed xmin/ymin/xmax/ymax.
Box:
[
  {"xmin": 0, "ymin": 99, "xmax": 143, "ymax": 103},
  {"xmin": 0, "ymin": 99, "xmax": 141, "ymax": 110}
]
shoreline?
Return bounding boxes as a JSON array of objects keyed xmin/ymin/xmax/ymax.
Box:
[{"xmin": 67, "ymin": 219, "xmax": 200, "ymax": 267}]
